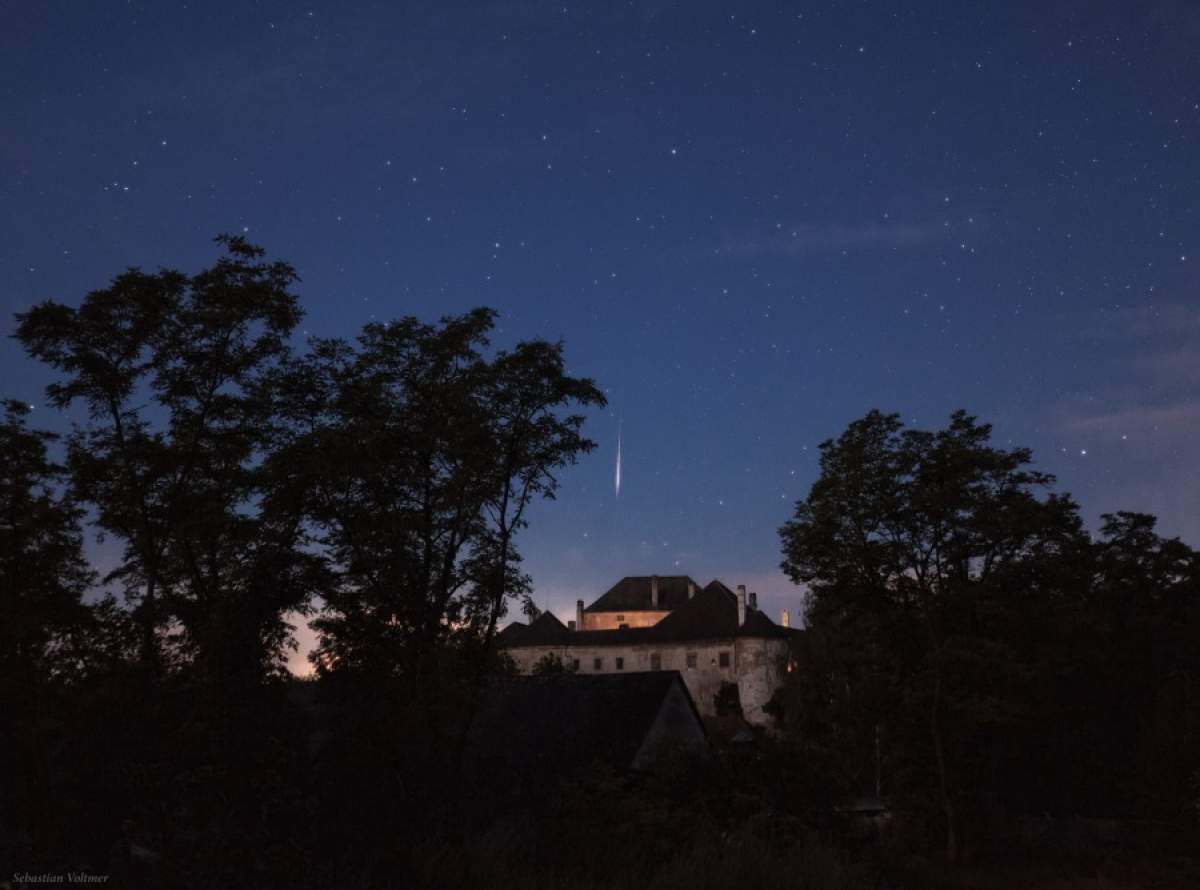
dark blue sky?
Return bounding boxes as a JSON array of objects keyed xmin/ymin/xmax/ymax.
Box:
[{"xmin": 4, "ymin": 1, "xmax": 1198, "ymax": 664}]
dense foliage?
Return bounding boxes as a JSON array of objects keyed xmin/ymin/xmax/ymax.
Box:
[
  {"xmin": 777, "ymin": 410, "xmax": 1200, "ymax": 866},
  {"xmin": 1, "ymin": 239, "xmax": 605, "ymax": 887}
]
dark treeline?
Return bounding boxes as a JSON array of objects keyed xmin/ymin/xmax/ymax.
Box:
[
  {"xmin": 2, "ymin": 239, "xmax": 1197, "ymax": 888},
  {"xmin": 2, "ymin": 238, "xmax": 610, "ymax": 887},
  {"xmin": 774, "ymin": 410, "xmax": 1200, "ymax": 879}
]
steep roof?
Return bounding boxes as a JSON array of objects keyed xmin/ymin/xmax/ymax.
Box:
[
  {"xmin": 495, "ymin": 620, "xmax": 528, "ymax": 644},
  {"xmin": 652, "ymin": 581, "xmax": 790, "ymax": 641},
  {"xmin": 703, "ymin": 579, "xmax": 735, "ymax": 597},
  {"xmin": 585, "ymin": 575, "xmax": 700, "ymax": 613},
  {"xmin": 649, "ymin": 582, "xmax": 739, "ymax": 640},
  {"xmin": 464, "ymin": 672, "xmax": 707, "ymax": 793},
  {"xmin": 499, "ymin": 610, "xmax": 571, "ymax": 645}
]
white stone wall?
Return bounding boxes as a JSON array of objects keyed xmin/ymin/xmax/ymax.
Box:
[
  {"xmin": 733, "ymin": 637, "xmax": 790, "ymax": 725},
  {"xmin": 503, "ymin": 636, "xmax": 789, "ymax": 726}
]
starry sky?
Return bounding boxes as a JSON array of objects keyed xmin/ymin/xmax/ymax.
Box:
[{"xmin": 4, "ymin": 2, "xmax": 1199, "ymax": 668}]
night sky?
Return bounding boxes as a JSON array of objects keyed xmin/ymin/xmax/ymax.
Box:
[{"xmin": 4, "ymin": 2, "xmax": 1198, "ymax": 670}]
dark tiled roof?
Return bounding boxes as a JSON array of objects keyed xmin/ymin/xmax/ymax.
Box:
[
  {"xmin": 464, "ymin": 672, "xmax": 706, "ymax": 790},
  {"xmin": 499, "ymin": 578, "xmax": 790, "ymax": 647},
  {"xmin": 649, "ymin": 582, "xmax": 739, "ymax": 640},
  {"xmin": 495, "ymin": 620, "xmax": 528, "ymax": 644},
  {"xmin": 585, "ymin": 575, "xmax": 701, "ymax": 613},
  {"xmin": 511, "ymin": 610, "xmax": 571, "ymax": 643},
  {"xmin": 649, "ymin": 582, "xmax": 789, "ymax": 640},
  {"xmin": 703, "ymin": 579, "xmax": 735, "ymax": 597}
]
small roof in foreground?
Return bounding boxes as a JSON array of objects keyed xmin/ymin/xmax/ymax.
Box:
[{"xmin": 465, "ymin": 671, "xmax": 707, "ymax": 790}]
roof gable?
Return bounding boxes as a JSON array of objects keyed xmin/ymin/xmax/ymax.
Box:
[
  {"xmin": 517, "ymin": 610, "xmax": 571, "ymax": 643},
  {"xmin": 703, "ymin": 579, "xmax": 735, "ymax": 597},
  {"xmin": 496, "ymin": 620, "xmax": 528, "ymax": 643}
]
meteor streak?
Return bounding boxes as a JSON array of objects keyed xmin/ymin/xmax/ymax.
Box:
[{"xmin": 615, "ymin": 421, "xmax": 622, "ymax": 498}]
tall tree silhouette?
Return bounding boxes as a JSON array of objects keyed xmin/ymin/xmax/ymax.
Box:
[
  {"xmin": 16, "ymin": 236, "xmax": 315, "ymax": 682},
  {"xmin": 271, "ymin": 309, "xmax": 604, "ymax": 676},
  {"xmin": 0, "ymin": 400, "xmax": 95, "ymax": 862},
  {"xmin": 780, "ymin": 409, "xmax": 1088, "ymax": 862},
  {"xmin": 1092, "ymin": 511, "xmax": 1200, "ymax": 818},
  {"xmin": 265, "ymin": 309, "xmax": 603, "ymax": 875}
]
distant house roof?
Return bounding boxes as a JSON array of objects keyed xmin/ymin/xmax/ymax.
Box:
[
  {"xmin": 495, "ymin": 619, "xmax": 528, "ymax": 644},
  {"xmin": 585, "ymin": 575, "xmax": 701, "ymax": 613},
  {"xmin": 499, "ymin": 579, "xmax": 792, "ymax": 647},
  {"xmin": 498, "ymin": 610, "xmax": 572, "ymax": 646},
  {"xmin": 464, "ymin": 671, "xmax": 709, "ymax": 794}
]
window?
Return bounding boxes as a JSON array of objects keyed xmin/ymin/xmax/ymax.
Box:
[
  {"xmin": 615, "ymin": 657, "xmax": 624, "ymax": 670},
  {"xmin": 686, "ymin": 652, "xmax": 697, "ymax": 670},
  {"xmin": 593, "ymin": 657, "xmax": 603, "ymax": 671},
  {"xmin": 616, "ymin": 614, "xmax": 625, "ymax": 621},
  {"xmin": 719, "ymin": 652, "xmax": 730, "ymax": 668},
  {"xmin": 650, "ymin": 653, "xmax": 662, "ymax": 671},
  {"xmin": 571, "ymin": 659, "xmax": 580, "ymax": 671}
]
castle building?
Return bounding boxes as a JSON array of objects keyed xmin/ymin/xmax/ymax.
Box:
[{"xmin": 497, "ymin": 575, "xmax": 795, "ymax": 726}]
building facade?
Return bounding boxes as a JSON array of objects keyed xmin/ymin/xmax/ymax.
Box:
[{"xmin": 497, "ymin": 576, "xmax": 795, "ymax": 726}]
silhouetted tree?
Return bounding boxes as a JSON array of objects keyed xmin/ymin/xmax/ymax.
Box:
[
  {"xmin": 779, "ymin": 410, "xmax": 1089, "ymax": 862},
  {"xmin": 14, "ymin": 238, "xmax": 322, "ymax": 882},
  {"xmin": 0, "ymin": 400, "xmax": 95, "ymax": 863},
  {"xmin": 16, "ymin": 236, "xmax": 316, "ymax": 682},
  {"xmin": 8, "ymin": 237, "xmax": 619, "ymax": 884},
  {"xmin": 273, "ymin": 309, "xmax": 603, "ymax": 672},
  {"xmin": 265, "ymin": 308, "xmax": 604, "ymax": 875},
  {"xmin": 1092, "ymin": 511, "xmax": 1200, "ymax": 820}
]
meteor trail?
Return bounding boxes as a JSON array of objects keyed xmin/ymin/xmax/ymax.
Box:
[{"xmin": 615, "ymin": 421, "xmax": 622, "ymax": 498}]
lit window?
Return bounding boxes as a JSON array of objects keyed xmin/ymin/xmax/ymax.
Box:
[
  {"xmin": 686, "ymin": 652, "xmax": 697, "ymax": 670},
  {"xmin": 650, "ymin": 653, "xmax": 662, "ymax": 671},
  {"xmin": 719, "ymin": 652, "xmax": 730, "ymax": 668},
  {"xmin": 615, "ymin": 657, "xmax": 624, "ymax": 670},
  {"xmin": 593, "ymin": 657, "xmax": 603, "ymax": 671}
]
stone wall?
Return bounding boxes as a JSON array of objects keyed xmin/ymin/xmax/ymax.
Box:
[
  {"xmin": 733, "ymin": 637, "xmax": 790, "ymax": 725},
  {"xmin": 503, "ymin": 636, "xmax": 789, "ymax": 726}
]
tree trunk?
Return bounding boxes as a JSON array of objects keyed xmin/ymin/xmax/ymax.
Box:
[
  {"xmin": 874, "ymin": 722, "xmax": 883, "ymax": 802},
  {"xmin": 930, "ymin": 669, "xmax": 958, "ymax": 863}
]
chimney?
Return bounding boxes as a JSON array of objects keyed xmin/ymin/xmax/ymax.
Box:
[
  {"xmin": 749, "ymin": 591, "xmax": 758, "ymax": 611},
  {"xmin": 650, "ymin": 575, "xmax": 659, "ymax": 609},
  {"xmin": 567, "ymin": 620, "xmax": 576, "ymax": 631},
  {"xmin": 736, "ymin": 584, "xmax": 747, "ymax": 627},
  {"xmin": 687, "ymin": 580, "xmax": 696, "ymax": 599},
  {"xmin": 781, "ymin": 609, "xmax": 790, "ymax": 628},
  {"xmin": 575, "ymin": 599, "xmax": 584, "ymax": 630}
]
